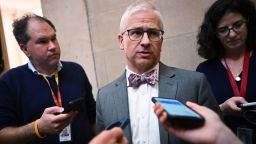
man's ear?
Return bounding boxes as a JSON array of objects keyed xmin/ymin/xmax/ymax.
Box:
[
  {"xmin": 20, "ymin": 44, "xmax": 30, "ymax": 57},
  {"xmin": 118, "ymin": 34, "xmax": 124, "ymax": 50}
]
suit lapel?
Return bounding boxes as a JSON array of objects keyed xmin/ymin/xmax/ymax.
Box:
[
  {"xmin": 158, "ymin": 63, "xmax": 178, "ymax": 144},
  {"xmin": 159, "ymin": 63, "xmax": 177, "ymax": 99},
  {"xmin": 112, "ymin": 64, "xmax": 178, "ymax": 144},
  {"xmin": 113, "ymin": 72, "xmax": 133, "ymax": 142}
]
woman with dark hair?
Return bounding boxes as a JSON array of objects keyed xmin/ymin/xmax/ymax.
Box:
[{"xmin": 196, "ymin": 0, "xmax": 256, "ymax": 137}]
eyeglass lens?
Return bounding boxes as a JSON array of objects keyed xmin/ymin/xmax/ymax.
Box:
[
  {"xmin": 127, "ymin": 29, "xmax": 163, "ymax": 41},
  {"xmin": 217, "ymin": 20, "xmax": 246, "ymax": 36}
]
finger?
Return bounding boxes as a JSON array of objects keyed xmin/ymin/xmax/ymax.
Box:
[
  {"xmin": 120, "ymin": 137, "xmax": 129, "ymax": 144},
  {"xmin": 154, "ymin": 102, "xmax": 160, "ymax": 108},
  {"xmin": 229, "ymin": 100, "xmax": 242, "ymax": 111},
  {"xmin": 231, "ymin": 104, "xmax": 242, "ymax": 111},
  {"xmin": 57, "ymin": 119, "xmax": 72, "ymax": 131},
  {"xmin": 159, "ymin": 111, "xmax": 170, "ymax": 126},
  {"xmin": 44, "ymin": 106, "xmax": 64, "ymax": 114},
  {"xmin": 108, "ymin": 127, "xmax": 125, "ymax": 142},
  {"xmin": 54, "ymin": 111, "xmax": 77, "ymax": 123},
  {"xmin": 236, "ymin": 97, "xmax": 248, "ymax": 104},
  {"xmin": 186, "ymin": 101, "xmax": 201, "ymax": 111},
  {"xmin": 155, "ymin": 105, "xmax": 164, "ymax": 117},
  {"xmin": 59, "ymin": 112, "xmax": 77, "ymax": 129},
  {"xmin": 153, "ymin": 103, "xmax": 161, "ymax": 112},
  {"xmin": 53, "ymin": 115, "xmax": 75, "ymax": 134},
  {"xmin": 186, "ymin": 101, "xmax": 213, "ymax": 116},
  {"xmin": 153, "ymin": 103, "xmax": 159, "ymax": 112},
  {"xmin": 188, "ymin": 102, "xmax": 223, "ymax": 125}
]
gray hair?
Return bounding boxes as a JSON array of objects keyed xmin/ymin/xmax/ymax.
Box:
[{"xmin": 120, "ymin": 0, "xmax": 164, "ymax": 33}]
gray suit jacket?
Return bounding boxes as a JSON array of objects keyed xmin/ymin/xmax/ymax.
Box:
[{"xmin": 96, "ymin": 63, "xmax": 221, "ymax": 144}]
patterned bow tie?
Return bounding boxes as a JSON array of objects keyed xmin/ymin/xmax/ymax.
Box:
[{"xmin": 128, "ymin": 69, "xmax": 157, "ymax": 88}]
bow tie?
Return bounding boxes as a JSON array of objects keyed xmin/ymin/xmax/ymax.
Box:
[{"xmin": 128, "ymin": 69, "xmax": 157, "ymax": 88}]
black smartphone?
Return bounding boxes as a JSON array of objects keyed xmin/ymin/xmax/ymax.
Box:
[
  {"xmin": 240, "ymin": 102, "xmax": 256, "ymax": 110},
  {"xmin": 105, "ymin": 117, "xmax": 130, "ymax": 130},
  {"xmin": 63, "ymin": 97, "xmax": 85, "ymax": 113},
  {"xmin": 152, "ymin": 97, "xmax": 205, "ymax": 129}
]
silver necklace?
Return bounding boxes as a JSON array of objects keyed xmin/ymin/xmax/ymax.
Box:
[
  {"xmin": 229, "ymin": 64, "xmax": 243, "ymax": 82},
  {"xmin": 235, "ymin": 75, "xmax": 241, "ymax": 81},
  {"xmin": 223, "ymin": 59, "xmax": 243, "ymax": 82}
]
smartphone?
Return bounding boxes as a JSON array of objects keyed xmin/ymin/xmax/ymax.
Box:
[
  {"xmin": 105, "ymin": 117, "xmax": 130, "ymax": 130},
  {"xmin": 63, "ymin": 97, "xmax": 85, "ymax": 113},
  {"xmin": 240, "ymin": 102, "xmax": 256, "ymax": 110},
  {"xmin": 152, "ymin": 97, "xmax": 205, "ymax": 129}
]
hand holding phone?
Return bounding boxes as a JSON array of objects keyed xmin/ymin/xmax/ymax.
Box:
[
  {"xmin": 152, "ymin": 97, "xmax": 205, "ymax": 129},
  {"xmin": 63, "ymin": 97, "xmax": 85, "ymax": 113},
  {"xmin": 105, "ymin": 117, "xmax": 130, "ymax": 130}
]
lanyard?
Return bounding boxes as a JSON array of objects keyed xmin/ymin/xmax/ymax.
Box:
[
  {"xmin": 43, "ymin": 70, "xmax": 62, "ymax": 107},
  {"xmin": 224, "ymin": 49, "xmax": 250, "ymax": 97}
]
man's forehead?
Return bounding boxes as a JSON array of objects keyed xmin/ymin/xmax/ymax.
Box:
[
  {"xmin": 27, "ymin": 19, "xmax": 55, "ymax": 35},
  {"xmin": 126, "ymin": 22, "xmax": 160, "ymax": 30},
  {"xmin": 27, "ymin": 19, "xmax": 54, "ymax": 31},
  {"xmin": 129, "ymin": 13, "xmax": 159, "ymax": 22},
  {"xmin": 27, "ymin": 20, "xmax": 56, "ymax": 40},
  {"xmin": 126, "ymin": 12, "xmax": 161, "ymax": 29}
]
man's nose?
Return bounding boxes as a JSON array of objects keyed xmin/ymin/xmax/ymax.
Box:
[
  {"xmin": 48, "ymin": 40, "xmax": 56, "ymax": 49},
  {"xmin": 140, "ymin": 32, "xmax": 150, "ymax": 44}
]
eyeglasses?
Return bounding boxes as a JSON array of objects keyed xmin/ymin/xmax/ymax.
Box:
[
  {"xmin": 216, "ymin": 20, "xmax": 247, "ymax": 37},
  {"xmin": 122, "ymin": 28, "xmax": 164, "ymax": 41}
]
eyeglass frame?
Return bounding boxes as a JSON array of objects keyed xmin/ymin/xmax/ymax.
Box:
[
  {"xmin": 122, "ymin": 28, "xmax": 164, "ymax": 41},
  {"xmin": 216, "ymin": 19, "xmax": 248, "ymax": 37}
]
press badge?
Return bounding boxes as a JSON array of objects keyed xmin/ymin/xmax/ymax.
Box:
[{"xmin": 59, "ymin": 124, "xmax": 71, "ymax": 142}]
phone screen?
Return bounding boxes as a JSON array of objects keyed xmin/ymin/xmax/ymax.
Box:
[
  {"xmin": 156, "ymin": 98, "xmax": 201, "ymax": 118},
  {"xmin": 152, "ymin": 97, "xmax": 204, "ymax": 129}
]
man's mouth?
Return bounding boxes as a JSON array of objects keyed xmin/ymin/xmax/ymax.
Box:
[{"xmin": 137, "ymin": 51, "xmax": 151, "ymax": 57}]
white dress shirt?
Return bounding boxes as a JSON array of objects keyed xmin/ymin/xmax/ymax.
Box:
[{"xmin": 126, "ymin": 63, "xmax": 160, "ymax": 144}]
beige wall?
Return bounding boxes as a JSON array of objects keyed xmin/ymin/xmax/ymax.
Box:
[
  {"xmin": 0, "ymin": 0, "xmax": 42, "ymax": 70},
  {"xmin": 41, "ymin": 0, "xmax": 215, "ymax": 97},
  {"xmin": 41, "ymin": 0, "xmax": 217, "ymax": 96},
  {"xmin": 1, "ymin": 0, "xmax": 255, "ymax": 96},
  {"xmin": 41, "ymin": 0, "xmax": 98, "ymax": 95},
  {"xmin": 85, "ymin": 0, "xmax": 217, "ymax": 88}
]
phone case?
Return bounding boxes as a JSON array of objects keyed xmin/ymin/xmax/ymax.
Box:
[
  {"xmin": 240, "ymin": 102, "xmax": 256, "ymax": 110},
  {"xmin": 152, "ymin": 97, "xmax": 205, "ymax": 129},
  {"xmin": 63, "ymin": 97, "xmax": 85, "ymax": 113},
  {"xmin": 105, "ymin": 117, "xmax": 130, "ymax": 130}
]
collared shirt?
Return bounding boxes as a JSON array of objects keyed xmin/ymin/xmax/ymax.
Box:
[
  {"xmin": 126, "ymin": 63, "xmax": 160, "ymax": 144},
  {"xmin": 28, "ymin": 60, "xmax": 63, "ymax": 77}
]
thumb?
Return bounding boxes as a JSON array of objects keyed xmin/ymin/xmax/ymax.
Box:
[
  {"xmin": 186, "ymin": 101, "xmax": 200, "ymax": 110},
  {"xmin": 185, "ymin": 101, "xmax": 205, "ymax": 114},
  {"xmin": 44, "ymin": 106, "xmax": 64, "ymax": 114}
]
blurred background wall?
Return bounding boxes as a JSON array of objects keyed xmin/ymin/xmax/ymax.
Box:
[
  {"xmin": 1, "ymin": 0, "xmax": 256, "ymax": 97},
  {"xmin": 0, "ymin": 0, "xmax": 42, "ymax": 73}
]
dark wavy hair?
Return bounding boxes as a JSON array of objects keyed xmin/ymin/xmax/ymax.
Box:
[
  {"xmin": 12, "ymin": 13, "xmax": 56, "ymax": 45},
  {"xmin": 197, "ymin": 0, "xmax": 256, "ymax": 59}
]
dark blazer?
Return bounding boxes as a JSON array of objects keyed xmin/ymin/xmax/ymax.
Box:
[{"xmin": 96, "ymin": 62, "xmax": 221, "ymax": 144}]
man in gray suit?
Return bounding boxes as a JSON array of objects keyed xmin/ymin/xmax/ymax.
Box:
[{"xmin": 96, "ymin": 1, "xmax": 221, "ymax": 144}]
